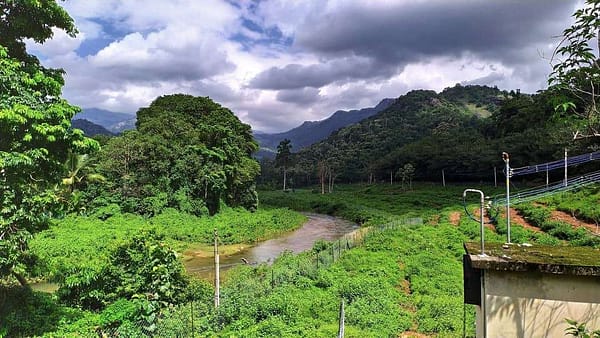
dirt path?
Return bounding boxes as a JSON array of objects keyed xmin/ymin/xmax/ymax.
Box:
[
  {"xmin": 473, "ymin": 208, "xmax": 496, "ymax": 231},
  {"xmin": 399, "ymin": 332, "xmax": 431, "ymax": 338},
  {"xmin": 550, "ymin": 209, "xmax": 600, "ymax": 234},
  {"xmin": 507, "ymin": 208, "xmax": 541, "ymax": 232},
  {"xmin": 448, "ymin": 211, "xmax": 461, "ymax": 226}
]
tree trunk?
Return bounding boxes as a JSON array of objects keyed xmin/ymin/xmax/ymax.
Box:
[
  {"xmin": 283, "ymin": 167, "xmax": 287, "ymax": 191},
  {"xmin": 12, "ymin": 271, "xmax": 27, "ymax": 287}
]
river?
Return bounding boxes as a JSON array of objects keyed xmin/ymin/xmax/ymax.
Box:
[
  {"xmin": 31, "ymin": 213, "xmax": 357, "ymax": 291},
  {"xmin": 183, "ymin": 213, "xmax": 358, "ymax": 279}
]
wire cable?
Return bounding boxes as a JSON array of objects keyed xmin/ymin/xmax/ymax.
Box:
[
  {"xmin": 511, "ymin": 151, "xmax": 600, "ymax": 177},
  {"xmin": 491, "ymin": 169, "xmax": 600, "ymax": 207}
]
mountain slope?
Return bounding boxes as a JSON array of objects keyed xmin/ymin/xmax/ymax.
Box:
[
  {"xmin": 74, "ymin": 108, "xmax": 136, "ymax": 133},
  {"xmin": 255, "ymin": 98, "xmax": 394, "ymax": 155},
  {"xmin": 72, "ymin": 119, "xmax": 115, "ymax": 136},
  {"xmin": 292, "ymin": 85, "xmax": 539, "ymax": 182}
]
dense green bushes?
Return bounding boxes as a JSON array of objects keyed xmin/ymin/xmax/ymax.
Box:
[{"xmin": 29, "ymin": 207, "xmax": 305, "ymax": 280}]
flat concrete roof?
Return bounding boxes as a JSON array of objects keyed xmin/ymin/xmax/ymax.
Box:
[{"xmin": 464, "ymin": 242, "xmax": 600, "ymax": 276}]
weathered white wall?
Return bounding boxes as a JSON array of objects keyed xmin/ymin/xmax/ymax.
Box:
[{"xmin": 476, "ymin": 270, "xmax": 600, "ymax": 338}]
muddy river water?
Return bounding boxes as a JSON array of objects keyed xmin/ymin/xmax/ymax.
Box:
[{"xmin": 183, "ymin": 213, "xmax": 358, "ymax": 279}]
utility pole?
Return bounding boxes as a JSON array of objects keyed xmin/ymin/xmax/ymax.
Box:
[
  {"xmin": 564, "ymin": 148, "xmax": 568, "ymax": 187},
  {"xmin": 502, "ymin": 152, "xmax": 511, "ymax": 244},
  {"xmin": 214, "ymin": 229, "xmax": 220, "ymax": 308},
  {"xmin": 442, "ymin": 169, "xmax": 446, "ymax": 187}
]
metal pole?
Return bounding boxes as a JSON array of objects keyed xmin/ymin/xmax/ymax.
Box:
[
  {"xmin": 564, "ymin": 148, "xmax": 568, "ymax": 187},
  {"xmin": 442, "ymin": 169, "xmax": 446, "ymax": 187},
  {"xmin": 214, "ymin": 229, "xmax": 220, "ymax": 308},
  {"xmin": 502, "ymin": 152, "xmax": 511, "ymax": 244},
  {"xmin": 463, "ymin": 189, "xmax": 487, "ymax": 256},
  {"xmin": 546, "ymin": 164, "xmax": 549, "ymax": 188},
  {"xmin": 494, "ymin": 166, "xmax": 497, "ymax": 187}
]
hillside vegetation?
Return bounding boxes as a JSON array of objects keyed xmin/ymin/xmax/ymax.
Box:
[{"xmin": 260, "ymin": 85, "xmax": 577, "ymax": 188}]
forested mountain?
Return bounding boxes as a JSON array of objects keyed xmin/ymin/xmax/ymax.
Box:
[
  {"xmin": 260, "ymin": 85, "xmax": 575, "ymax": 188},
  {"xmin": 72, "ymin": 119, "xmax": 115, "ymax": 136},
  {"xmin": 254, "ymin": 98, "xmax": 394, "ymax": 157},
  {"xmin": 74, "ymin": 108, "xmax": 136, "ymax": 133}
]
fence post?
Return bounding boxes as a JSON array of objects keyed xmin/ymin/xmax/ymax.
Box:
[
  {"xmin": 338, "ymin": 298, "xmax": 345, "ymax": 338},
  {"xmin": 494, "ymin": 166, "xmax": 497, "ymax": 187},
  {"xmin": 214, "ymin": 229, "xmax": 220, "ymax": 308},
  {"xmin": 331, "ymin": 244, "xmax": 335, "ymax": 262}
]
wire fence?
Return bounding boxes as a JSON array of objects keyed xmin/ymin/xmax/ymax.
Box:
[{"xmin": 89, "ymin": 217, "xmax": 423, "ymax": 337}]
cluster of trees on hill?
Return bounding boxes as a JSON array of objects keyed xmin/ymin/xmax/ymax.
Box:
[
  {"xmin": 91, "ymin": 94, "xmax": 259, "ymax": 216},
  {"xmin": 259, "ymin": 85, "xmax": 589, "ymax": 189}
]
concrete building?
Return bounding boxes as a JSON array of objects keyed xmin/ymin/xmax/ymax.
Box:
[{"xmin": 464, "ymin": 242, "xmax": 600, "ymax": 337}]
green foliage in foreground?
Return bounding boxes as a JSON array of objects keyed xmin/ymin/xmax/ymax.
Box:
[
  {"xmin": 565, "ymin": 318, "xmax": 600, "ymax": 337},
  {"xmin": 9, "ymin": 183, "xmax": 597, "ymax": 337},
  {"xmin": 58, "ymin": 232, "xmax": 189, "ymax": 310},
  {"xmin": 29, "ymin": 207, "xmax": 305, "ymax": 281}
]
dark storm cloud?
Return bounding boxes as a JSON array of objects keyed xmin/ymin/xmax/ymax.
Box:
[
  {"xmin": 276, "ymin": 87, "xmax": 321, "ymax": 104},
  {"xmin": 250, "ymin": 0, "xmax": 573, "ymax": 91},
  {"xmin": 297, "ymin": 0, "xmax": 571, "ymax": 62},
  {"xmin": 249, "ymin": 56, "xmax": 398, "ymax": 89}
]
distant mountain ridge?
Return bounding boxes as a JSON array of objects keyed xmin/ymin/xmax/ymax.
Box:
[
  {"xmin": 72, "ymin": 119, "xmax": 115, "ymax": 136},
  {"xmin": 293, "ymin": 84, "xmax": 511, "ymax": 182},
  {"xmin": 74, "ymin": 108, "xmax": 136, "ymax": 133},
  {"xmin": 254, "ymin": 98, "xmax": 395, "ymax": 156}
]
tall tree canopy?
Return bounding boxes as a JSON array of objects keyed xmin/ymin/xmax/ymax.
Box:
[
  {"xmin": 0, "ymin": 46, "xmax": 98, "ymax": 284},
  {"xmin": 99, "ymin": 94, "xmax": 260, "ymax": 215}
]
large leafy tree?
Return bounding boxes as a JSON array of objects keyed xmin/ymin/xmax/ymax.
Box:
[
  {"xmin": 0, "ymin": 1, "xmax": 97, "ymax": 284},
  {"xmin": 0, "ymin": 46, "xmax": 98, "ymax": 284},
  {"xmin": 99, "ymin": 94, "xmax": 260, "ymax": 215}
]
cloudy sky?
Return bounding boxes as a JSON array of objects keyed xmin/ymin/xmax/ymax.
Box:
[{"xmin": 28, "ymin": 0, "xmax": 579, "ymax": 132}]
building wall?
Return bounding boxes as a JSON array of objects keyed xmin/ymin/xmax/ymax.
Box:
[{"xmin": 476, "ymin": 270, "xmax": 600, "ymax": 338}]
